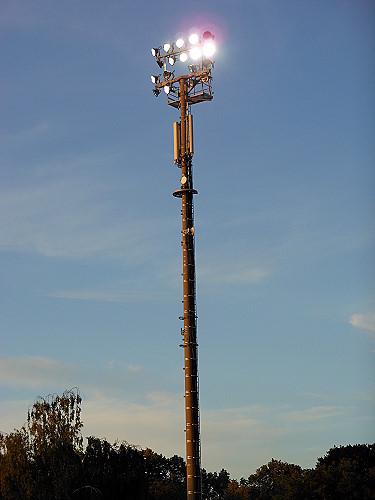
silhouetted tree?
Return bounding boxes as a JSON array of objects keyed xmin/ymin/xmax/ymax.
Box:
[
  {"xmin": 27, "ymin": 388, "xmax": 83, "ymax": 499},
  {"xmin": 0, "ymin": 428, "xmax": 33, "ymax": 499},
  {"xmin": 246, "ymin": 458, "xmax": 310, "ymax": 499},
  {"xmin": 221, "ymin": 477, "xmax": 252, "ymax": 499},
  {"xmin": 81, "ymin": 438, "xmax": 186, "ymax": 499},
  {"xmin": 202, "ymin": 467, "xmax": 231, "ymax": 499},
  {"xmin": 148, "ymin": 452, "xmax": 186, "ymax": 499},
  {"xmin": 311, "ymin": 444, "xmax": 375, "ymax": 499},
  {"xmin": 0, "ymin": 389, "xmax": 83, "ymax": 499}
]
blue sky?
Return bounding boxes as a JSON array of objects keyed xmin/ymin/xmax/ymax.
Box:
[{"xmin": 1, "ymin": 0, "xmax": 374, "ymax": 479}]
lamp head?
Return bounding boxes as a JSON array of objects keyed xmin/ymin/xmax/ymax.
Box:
[
  {"xmin": 163, "ymin": 70, "xmax": 174, "ymax": 80},
  {"xmin": 203, "ymin": 59, "xmax": 214, "ymax": 70},
  {"xmin": 189, "ymin": 33, "xmax": 199, "ymax": 45},
  {"xmin": 150, "ymin": 29, "xmax": 216, "ymax": 102},
  {"xmin": 189, "ymin": 47, "xmax": 201, "ymax": 60},
  {"xmin": 176, "ymin": 38, "xmax": 185, "ymax": 49},
  {"xmin": 188, "ymin": 64, "xmax": 199, "ymax": 73},
  {"xmin": 203, "ymin": 42, "xmax": 215, "ymax": 58}
]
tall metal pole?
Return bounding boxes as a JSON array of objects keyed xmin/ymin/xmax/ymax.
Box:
[
  {"xmin": 150, "ymin": 32, "xmax": 215, "ymax": 499},
  {"xmin": 177, "ymin": 77, "xmax": 201, "ymax": 499}
]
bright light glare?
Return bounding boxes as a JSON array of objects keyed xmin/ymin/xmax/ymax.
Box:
[
  {"xmin": 203, "ymin": 42, "xmax": 215, "ymax": 58},
  {"xmin": 176, "ymin": 38, "xmax": 185, "ymax": 49},
  {"xmin": 164, "ymin": 85, "xmax": 170, "ymax": 94},
  {"xmin": 189, "ymin": 47, "xmax": 201, "ymax": 60},
  {"xmin": 150, "ymin": 75, "xmax": 157, "ymax": 84},
  {"xmin": 189, "ymin": 33, "xmax": 199, "ymax": 45},
  {"xmin": 168, "ymin": 56, "xmax": 175, "ymax": 66},
  {"xmin": 179, "ymin": 52, "xmax": 188, "ymax": 62},
  {"xmin": 163, "ymin": 43, "xmax": 171, "ymax": 52}
]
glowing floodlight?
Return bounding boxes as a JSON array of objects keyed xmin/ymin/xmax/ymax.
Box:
[
  {"xmin": 150, "ymin": 74, "xmax": 160, "ymax": 84},
  {"xmin": 189, "ymin": 33, "xmax": 199, "ymax": 45},
  {"xmin": 189, "ymin": 47, "xmax": 201, "ymax": 60},
  {"xmin": 179, "ymin": 52, "xmax": 188, "ymax": 62},
  {"xmin": 176, "ymin": 38, "xmax": 185, "ymax": 49},
  {"xmin": 164, "ymin": 43, "xmax": 171, "ymax": 52},
  {"xmin": 151, "ymin": 47, "xmax": 160, "ymax": 57},
  {"xmin": 203, "ymin": 42, "xmax": 215, "ymax": 58},
  {"xmin": 168, "ymin": 55, "xmax": 175, "ymax": 66},
  {"xmin": 164, "ymin": 85, "xmax": 170, "ymax": 94}
]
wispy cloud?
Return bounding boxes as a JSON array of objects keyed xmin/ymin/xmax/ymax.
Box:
[
  {"xmin": 198, "ymin": 260, "xmax": 269, "ymax": 286},
  {"xmin": 46, "ymin": 288, "xmax": 169, "ymax": 303},
  {"xmin": 0, "ymin": 147, "xmax": 175, "ymax": 264},
  {"xmin": 0, "ymin": 355, "xmax": 370, "ymax": 479},
  {"xmin": 296, "ymin": 391, "xmax": 332, "ymax": 401},
  {"xmin": 0, "ymin": 120, "xmax": 50, "ymax": 146},
  {"xmin": 0, "ymin": 181, "xmax": 147, "ymax": 261},
  {"xmin": 82, "ymin": 391, "xmax": 185, "ymax": 458},
  {"xmin": 0, "ymin": 356, "xmax": 148, "ymax": 396},
  {"xmin": 281, "ymin": 405, "xmax": 347, "ymax": 423},
  {"xmin": 0, "ymin": 356, "xmax": 77, "ymax": 389},
  {"xmin": 350, "ymin": 312, "xmax": 375, "ymax": 337},
  {"xmin": 204, "ymin": 266, "xmax": 267, "ymax": 285},
  {"xmin": 108, "ymin": 361, "xmax": 141, "ymax": 373},
  {"xmin": 201, "ymin": 403, "xmax": 347, "ymax": 445},
  {"xmin": 0, "ymin": 399, "xmax": 30, "ymax": 434},
  {"xmin": 200, "ymin": 402, "xmax": 351, "ymax": 476}
]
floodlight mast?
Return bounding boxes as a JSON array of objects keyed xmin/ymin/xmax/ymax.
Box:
[{"xmin": 150, "ymin": 32, "xmax": 215, "ymax": 500}]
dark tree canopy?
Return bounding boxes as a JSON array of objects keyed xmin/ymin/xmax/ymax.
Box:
[{"xmin": 1, "ymin": 390, "xmax": 374, "ymax": 499}]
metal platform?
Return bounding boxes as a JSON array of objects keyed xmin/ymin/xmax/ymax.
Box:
[{"xmin": 173, "ymin": 188, "xmax": 198, "ymax": 198}]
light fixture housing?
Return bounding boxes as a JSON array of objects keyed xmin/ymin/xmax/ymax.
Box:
[
  {"xmin": 202, "ymin": 59, "xmax": 214, "ymax": 69},
  {"xmin": 150, "ymin": 29, "xmax": 215, "ymax": 105},
  {"xmin": 188, "ymin": 64, "xmax": 199, "ymax": 73},
  {"xmin": 152, "ymin": 88, "xmax": 160, "ymax": 97},
  {"xmin": 164, "ymin": 70, "xmax": 174, "ymax": 80},
  {"xmin": 176, "ymin": 38, "xmax": 185, "ymax": 49}
]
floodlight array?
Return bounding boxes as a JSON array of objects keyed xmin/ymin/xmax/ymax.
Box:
[{"xmin": 150, "ymin": 31, "xmax": 215, "ymax": 98}]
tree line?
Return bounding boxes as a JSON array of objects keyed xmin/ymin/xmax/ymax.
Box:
[{"xmin": 0, "ymin": 389, "xmax": 374, "ymax": 499}]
